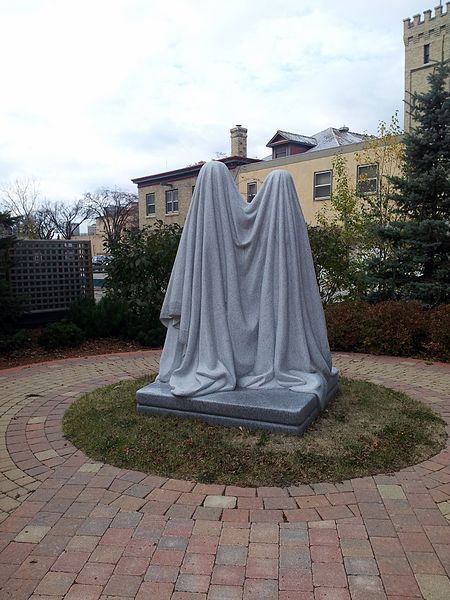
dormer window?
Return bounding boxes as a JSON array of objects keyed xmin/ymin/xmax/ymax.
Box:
[
  {"xmin": 266, "ymin": 130, "xmax": 317, "ymax": 160},
  {"xmin": 274, "ymin": 146, "xmax": 288, "ymax": 159}
]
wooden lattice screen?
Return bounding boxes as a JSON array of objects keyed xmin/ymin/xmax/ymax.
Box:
[{"xmin": 5, "ymin": 239, "xmax": 93, "ymax": 314}]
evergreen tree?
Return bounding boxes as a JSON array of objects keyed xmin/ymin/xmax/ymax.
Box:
[
  {"xmin": 369, "ymin": 62, "xmax": 450, "ymax": 306},
  {"xmin": 0, "ymin": 211, "xmax": 18, "ymax": 236}
]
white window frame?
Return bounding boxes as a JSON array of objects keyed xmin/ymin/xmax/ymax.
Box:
[
  {"xmin": 313, "ymin": 170, "xmax": 332, "ymax": 201},
  {"xmin": 247, "ymin": 181, "xmax": 257, "ymax": 202},
  {"xmin": 145, "ymin": 192, "xmax": 156, "ymax": 217},
  {"xmin": 357, "ymin": 164, "xmax": 378, "ymax": 195},
  {"xmin": 165, "ymin": 189, "xmax": 179, "ymax": 214}
]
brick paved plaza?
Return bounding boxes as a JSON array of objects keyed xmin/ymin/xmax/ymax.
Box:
[{"xmin": 0, "ymin": 351, "xmax": 449, "ymax": 599}]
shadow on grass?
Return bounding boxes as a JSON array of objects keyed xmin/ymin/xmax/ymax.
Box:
[{"xmin": 63, "ymin": 376, "xmax": 447, "ymax": 487}]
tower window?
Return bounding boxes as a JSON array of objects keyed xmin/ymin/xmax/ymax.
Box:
[{"xmin": 424, "ymin": 43, "xmax": 430, "ymax": 64}]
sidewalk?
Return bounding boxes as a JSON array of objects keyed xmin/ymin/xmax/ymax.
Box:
[{"xmin": 0, "ymin": 351, "xmax": 449, "ymax": 599}]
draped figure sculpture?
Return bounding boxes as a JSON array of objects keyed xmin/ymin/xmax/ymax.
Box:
[{"xmin": 137, "ymin": 161, "xmax": 338, "ymax": 435}]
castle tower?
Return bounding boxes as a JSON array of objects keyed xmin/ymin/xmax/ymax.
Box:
[
  {"xmin": 230, "ymin": 125, "xmax": 248, "ymax": 157},
  {"xmin": 403, "ymin": 3, "xmax": 450, "ymax": 131}
]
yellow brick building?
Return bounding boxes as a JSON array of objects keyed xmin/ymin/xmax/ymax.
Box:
[
  {"xmin": 71, "ymin": 232, "xmax": 106, "ymax": 257},
  {"xmin": 134, "ymin": 127, "xmax": 379, "ymax": 228},
  {"xmin": 236, "ymin": 130, "xmax": 378, "ymax": 226},
  {"xmin": 73, "ymin": 202, "xmax": 139, "ymax": 257},
  {"xmin": 134, "ymin": 5, "xmax": 448, "ymax": 225},
  {"xmin": 133, "ymin": 152, "xmax": 260, "ymax": 230}
]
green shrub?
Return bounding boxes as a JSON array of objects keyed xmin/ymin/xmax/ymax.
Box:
[
  {"xmin": 0, "ymin": 279, "xmax": 22, "ymax": 334},
  {"xmin": 68, "ymin": 296, "xmax": 128, "ymax": 338},
  {"xmin": 0, "ymin": 237, "xmax": 23, "ymax": 333},
  {"xmin": 38, "ymin": 322, "xmax": 85, "ymax": 350},
  {"xmin": 67, "ymin": 297, "xmax": 97, "ymax": 336},
  {"xmin": 104, "ymin": 220, "xmax": 182, "ymax": 346},
  {"xmin": 325, "ymin": 301, "xmax": 369, "ymax": 352},
  {"xmin": 325, "ymin": 299, "xmax": 450, "ymax": 360},
  {"xmin": 123, "ymin": 309, "xmax": 166, "ymax": 347},
  {"xmin": 428, "ymin": 305, "xmax": 450, "ymax": 360},
  {"xmin": 363, "ymin": 301, "xmax": 428, "ymax": 357},
  {"xmin": 95, "ymin": 296, "xmax": 129, "ymax": 337},
  {"xmin": 0, "ymin": 329, "xmax": 31, "ymax": 354},
  {"xmin": 308, "ymin": 224, "xmax": 365, "ymax": 305}
]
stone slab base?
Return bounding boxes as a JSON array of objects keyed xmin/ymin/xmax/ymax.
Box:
[{"xmin": 136, "ymin": 371, "xmax": 339, "ymax": 436}]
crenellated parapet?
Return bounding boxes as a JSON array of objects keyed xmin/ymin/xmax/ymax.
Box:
[
  {"xmin": 403, "ymin": 4, "xmax": 450, "ymax": 131},
  {"xmin": 404, "ymin": 3, "xmax": 450, "ymax": 45}
]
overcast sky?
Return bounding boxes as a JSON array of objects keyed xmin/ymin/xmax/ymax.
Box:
[{"xmin": 0, "ymin": 0, "xmax": 436, "ymax": 205}]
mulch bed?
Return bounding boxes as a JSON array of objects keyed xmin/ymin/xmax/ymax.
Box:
[{"xmin": 0, "ymin": 331, "xmax": 148, "ymax": 370}]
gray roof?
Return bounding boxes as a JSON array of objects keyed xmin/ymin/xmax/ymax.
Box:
[
  {"xmin": 308, "ymin": 127, "xmax": 371, "ymax": 152},
  {"xmin": 269, "ymin": 130, "xmax": 317, "ymax": 147},
  {"xmin": 265, "ymin": 127, "xmax": 371, "ymax": 156}
]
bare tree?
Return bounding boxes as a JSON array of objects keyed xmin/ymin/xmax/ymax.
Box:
[
  {"xmin": 0, "ymin": 177, "xmax": 41, "ymax": 238},
  {"xmin": 84, "ymin": 188, "xmax": 138, "ymax": 246},
  {"xmin": 33, "ymin": 201, "xmax": 56, "ymax": 240},
  {"xmin": 0, "ymin": 178, "xmax": 94, "ymax": 241},
  {"xmin": 47, "ymin": 198, "xmax": 92, "ymax": 240}
]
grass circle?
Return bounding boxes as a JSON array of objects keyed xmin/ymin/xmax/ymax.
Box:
[{"xmin": 63, "ymin": 376, "xmax": 446, "ymax": 487}]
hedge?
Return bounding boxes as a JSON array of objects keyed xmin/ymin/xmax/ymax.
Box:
[{"xmin": 326, "ymin": 300, "xmax": 449, "ymax": 361}]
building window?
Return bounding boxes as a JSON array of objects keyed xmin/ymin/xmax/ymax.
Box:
[
  {"xmin": 357, "ymin": 164, "xmax": 378, "ymax": 195},
  {"xmin": 192, "ymin": 185, "xmax": 195, "ymax": 196},
  {"xmin": 247, "ymin": 182, "xmax": 257, "ymax": 202},
  {"xmin": 165, "ymin": 189, "xmax": 179, "ymax": 214},
  {"xmin": 274, "ymin": 146, "xmax": 288, "ymax": 159},
  {"xmin": 424, "ymin": 43, "xmax": 430, "ymax": 64},
  {"xmin": 145, "ymin": 192, "xmax": 155, "ymax": 216},
  {"xmin": 313, "ymin": 170, "xmax": 332, "ymax": 200}
]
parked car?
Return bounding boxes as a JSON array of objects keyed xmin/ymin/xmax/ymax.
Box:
[
  {"xmin": 92, "ymin": 255, "xmax": 110, "ymax": 266},
  {"xmin": 92, "ymin": 255, "xmax": 111, "ymax": 271}
]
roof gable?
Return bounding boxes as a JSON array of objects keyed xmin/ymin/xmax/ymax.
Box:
[
  {"xmin": 307, "ymin": 127, "xmax": 371, "ymax": 152},
  {"xmin": 266, "ymin": 130, "xmax": 317, "ymax": 148}
]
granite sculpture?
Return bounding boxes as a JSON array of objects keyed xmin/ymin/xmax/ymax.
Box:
[{"xmin": 137, "ymin": 161, "xmax": 338, "ymax": 434}]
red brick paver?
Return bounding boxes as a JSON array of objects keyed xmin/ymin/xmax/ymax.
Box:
[{"xmin": 0, "ymin": 350, "xmax": 449, "ymax": 599}]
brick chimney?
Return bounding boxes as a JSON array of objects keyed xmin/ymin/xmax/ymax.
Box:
[{"xmin": 230, "ymin": 125, "xmax": 247, "ymax": 157}]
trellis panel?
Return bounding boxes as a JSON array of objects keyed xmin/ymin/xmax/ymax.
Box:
[{"xmin": 5, "ymin": 240, "xmax": 93, "ymax": 314}]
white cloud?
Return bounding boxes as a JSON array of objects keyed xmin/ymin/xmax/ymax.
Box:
[{"xmin": 0, "ymin": 0, "xmax": 434, "ymax": 203}]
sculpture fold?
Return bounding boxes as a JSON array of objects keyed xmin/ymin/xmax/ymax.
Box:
[{"xmin": 156, "ymin": 161, "xmax": 335, "ymax": 408}]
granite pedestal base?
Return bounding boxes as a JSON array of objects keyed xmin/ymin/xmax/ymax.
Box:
[{"xmin": 136, "ymin": 371, "xmax": 339, "ymax": 435}]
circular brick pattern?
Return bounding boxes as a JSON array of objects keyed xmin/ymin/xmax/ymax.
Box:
[{"xmin": 0, "ymin": 351, "xmax": 449, "ymax": 599}]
